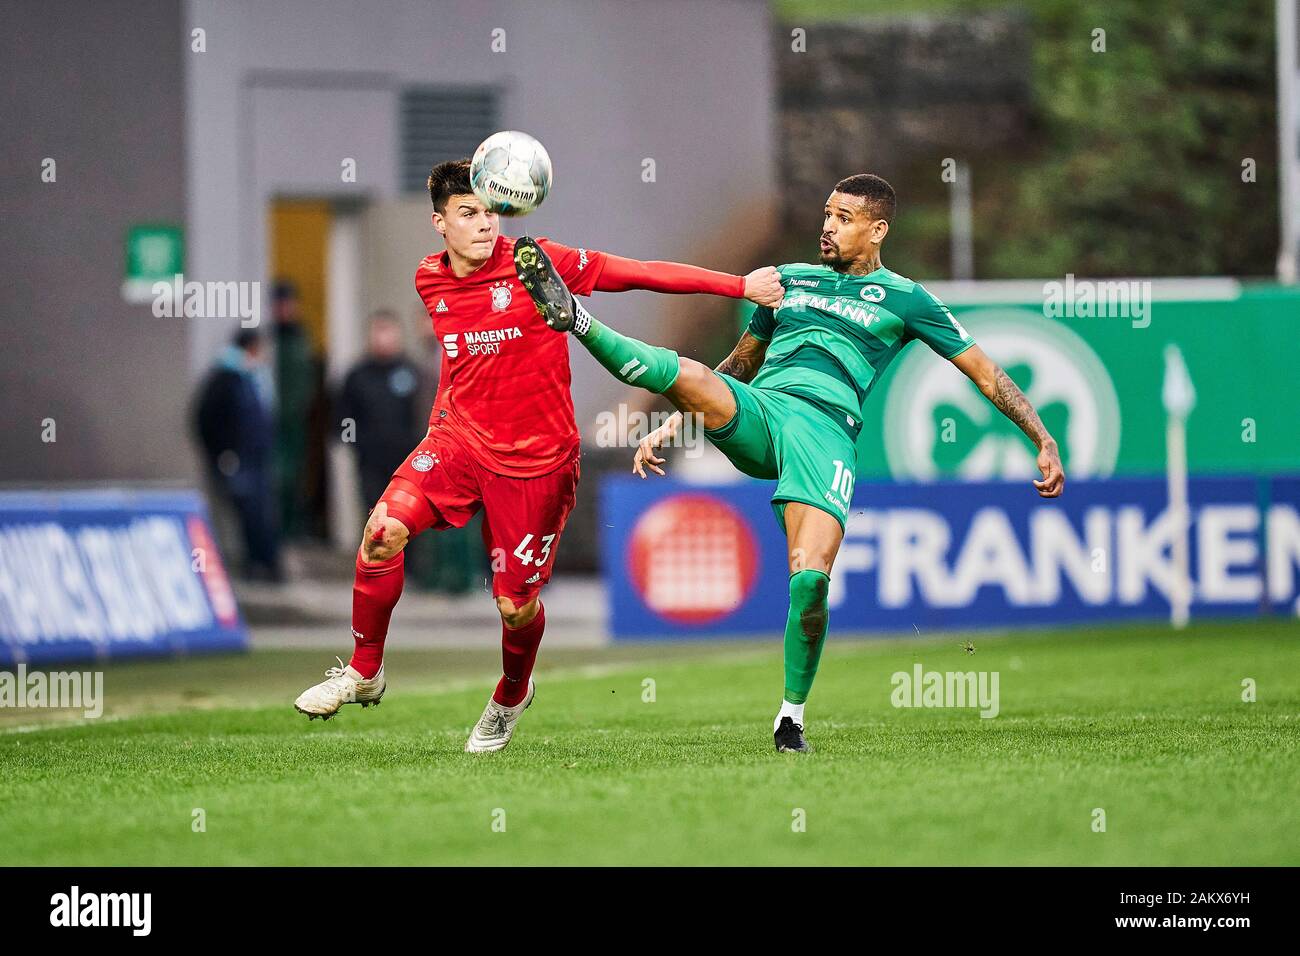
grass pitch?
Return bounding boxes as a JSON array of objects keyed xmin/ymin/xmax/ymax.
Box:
[{"xmin": 1, "ymin": 618, "xmax": 1297, "ymax": 866}]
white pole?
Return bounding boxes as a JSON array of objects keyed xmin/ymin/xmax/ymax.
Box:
[
  {"xmin": 950, "ymin": 160, "xmax": 974, "ymax": 280},
  {"xmin": 1166, "ymin": 414, "xmax": 1191, "ymax": 629},
  {"xmin": 1279, "ymin": 0, "xmax": 1299, "ymax": 283},
  {"xmin": 1162, "ymin": 344, "xmax": 1197, "ymax": 629}
]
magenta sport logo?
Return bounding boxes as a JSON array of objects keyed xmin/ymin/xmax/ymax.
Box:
[{"xmin": 626, "ymin": 493, "xmax": 760, "ymax": 625}]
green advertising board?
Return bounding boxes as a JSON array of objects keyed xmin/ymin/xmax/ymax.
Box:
[
  {"xmin": 865, "ymin": 281, "xmax": 1300, "ymax": 479},
  {"xmin": 740, "ymin": 280, "xmax": 1300, "ymax": 478}
]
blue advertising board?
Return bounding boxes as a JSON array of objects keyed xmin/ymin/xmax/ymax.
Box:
[
  {"xmin": 601, "ymin": 475, "xmax": 1298, "ymax": 638},
  {"xmin": 0, "ymin": 490, "xmax": 248, "ymax": 666}
]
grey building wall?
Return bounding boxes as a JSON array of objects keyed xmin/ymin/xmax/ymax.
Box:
[
  {"xmin": 0, "ymin": 0, "xmax": 190, "ymax": 483},
  {"xmin": 184, "ymin": 0, "xmax": 778, "ymax": 430},
  {"xmin": 1, "ymin": 0, "xmax": 775, "ymax": 485}
]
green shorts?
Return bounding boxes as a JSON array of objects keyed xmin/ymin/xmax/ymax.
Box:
[{"xmin": 705, "ymin": 373, "xmax": 858, "ymax": 532}]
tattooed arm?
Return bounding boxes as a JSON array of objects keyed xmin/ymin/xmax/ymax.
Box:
[
  {"xmin": 950, "ymin": 344, "xmax": 1065, "ymax": 498},
  {"xmin": 714, "ymin": 331, "xmax": 769, "ymax": 383}
]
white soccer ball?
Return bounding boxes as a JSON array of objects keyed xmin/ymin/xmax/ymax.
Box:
[{"xmin": 469, "ymin": 130, "xmax": 553, "ymax": 216}]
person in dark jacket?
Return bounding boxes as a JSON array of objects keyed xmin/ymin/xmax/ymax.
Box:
[
  {"xmin": 194, "ymin": 329, "xmax": 283, "ymax": 581},
  {"xmin": 337, "ymin": 311, "xmax": 426, "ymax": 509},
  {"xmin": 272, "ymin": 281, "xmax": 317, "ymax": 540}
]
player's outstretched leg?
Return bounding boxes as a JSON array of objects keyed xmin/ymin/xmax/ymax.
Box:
[
  {"xmin": 515, "ymin": 236, "xmax": 739, "ymax": 429},
  {"xmin": 514, "ymin": 236, "xmax": 682, "ymax": 393}
]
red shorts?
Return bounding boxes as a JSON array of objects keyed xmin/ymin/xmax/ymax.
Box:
[{"xmin": 379, "ymin": 425, "xmax": 581, "ymax": 605}]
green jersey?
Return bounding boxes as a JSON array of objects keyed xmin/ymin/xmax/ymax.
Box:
[{"xmin": 745, "ymin": 263, "xmax": 975, "ymax": 430}]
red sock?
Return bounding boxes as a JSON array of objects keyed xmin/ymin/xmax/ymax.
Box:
[
  {"xmin": 348, "ymin": 550, "xmax": 404, "ymax": 679},
  {"xmin": 494, "ymin": 602, "xmax": 545, "ymax": 707}
]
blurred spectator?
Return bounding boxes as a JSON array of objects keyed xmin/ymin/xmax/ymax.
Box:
[
  {"xmin": 272, "ymin": 281, "xmax": 315, "ymax": 540},
  {"xmin": 337, "ymin": 311, "xmax": 425, "ymax": 509},
  {"xmin": 193, "ymin": 329, "xmax": 282, "ymax": 582}
]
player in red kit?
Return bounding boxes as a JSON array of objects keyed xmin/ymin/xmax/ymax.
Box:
[{"xmin": 294, "ymin": 158, "xmax": 783, "ymax": 751}]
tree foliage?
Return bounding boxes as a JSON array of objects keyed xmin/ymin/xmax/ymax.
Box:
[{"xmin": 986, "ymin": 0, "xmax": 1279, "ymax": 277}]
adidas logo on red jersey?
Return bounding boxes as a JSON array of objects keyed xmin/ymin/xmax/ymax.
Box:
[{"xmin": 435, "ymin": 299, "xmax": 449, "ymax": 313}]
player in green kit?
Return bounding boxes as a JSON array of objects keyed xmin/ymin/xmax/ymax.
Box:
[{"xmin": 514, "ymin": 174, "xmax": 1065, "ymax": 753}]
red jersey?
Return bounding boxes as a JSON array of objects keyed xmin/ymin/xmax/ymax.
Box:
[{"xmin": 415, "ymin": 235, "xmax": 607, "ymax": 479}]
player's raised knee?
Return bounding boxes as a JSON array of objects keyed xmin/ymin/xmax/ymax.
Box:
[
  {"xmin": 496, "ymin": 595, "xmax": 539, "ymax": 629},
  {"xmin": 359, "ymin": 507, "xmax": 410, "ymax": 563},
  {"xmin": 672, "ymin": 357, "xmax": 712, "ymax": 393}
]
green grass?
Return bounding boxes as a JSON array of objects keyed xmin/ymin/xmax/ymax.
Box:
[{"xmin": 2, "ymin": 618, "xmax": 1298, "ymax": 865}]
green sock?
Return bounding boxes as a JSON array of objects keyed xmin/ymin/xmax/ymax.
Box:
[
  {"xmin": 783, "ymin": 569, "xmax": 830, "ymax": 704},
  {"xmin": 574, "ymin": 309, "xmax": 681, "ymax": 393}
]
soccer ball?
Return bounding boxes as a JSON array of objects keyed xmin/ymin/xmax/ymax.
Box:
[{"xmin": 469, "ymin": 130, "xmax": 553, "ymax": 216}]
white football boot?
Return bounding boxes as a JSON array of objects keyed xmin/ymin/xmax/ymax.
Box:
[
  {"xmin": 464, "ymin": 680, "xmax": 536, "ymax": 753},
  {"xmin": 294, "ymin": 657, "xmax": 385, "ymax": 720}
]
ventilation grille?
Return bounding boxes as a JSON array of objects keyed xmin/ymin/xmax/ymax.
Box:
[{"xmin": 400, "ymin": 87, "xmax": 499, "ymax": 194}]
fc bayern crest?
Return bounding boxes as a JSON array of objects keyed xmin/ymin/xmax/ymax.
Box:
[
  {"xmin": 411, "ymin": 453, "xmax": 437, "ymax": 472},
  {"xmin": 490, "ymin": 281, "xmax": 512, "ymax": 311}
]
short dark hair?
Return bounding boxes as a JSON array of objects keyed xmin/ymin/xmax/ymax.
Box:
[
  {"xmin": 834, "ymin": 174, "xmax": 897, "ymax": 223},
  {"xmin": 233, "ymin": 328, "xmax": 262, "ymax": 351},
  {"xmin": 428, "ymin": 158, "xmax": 473, "ymax": 213}
]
